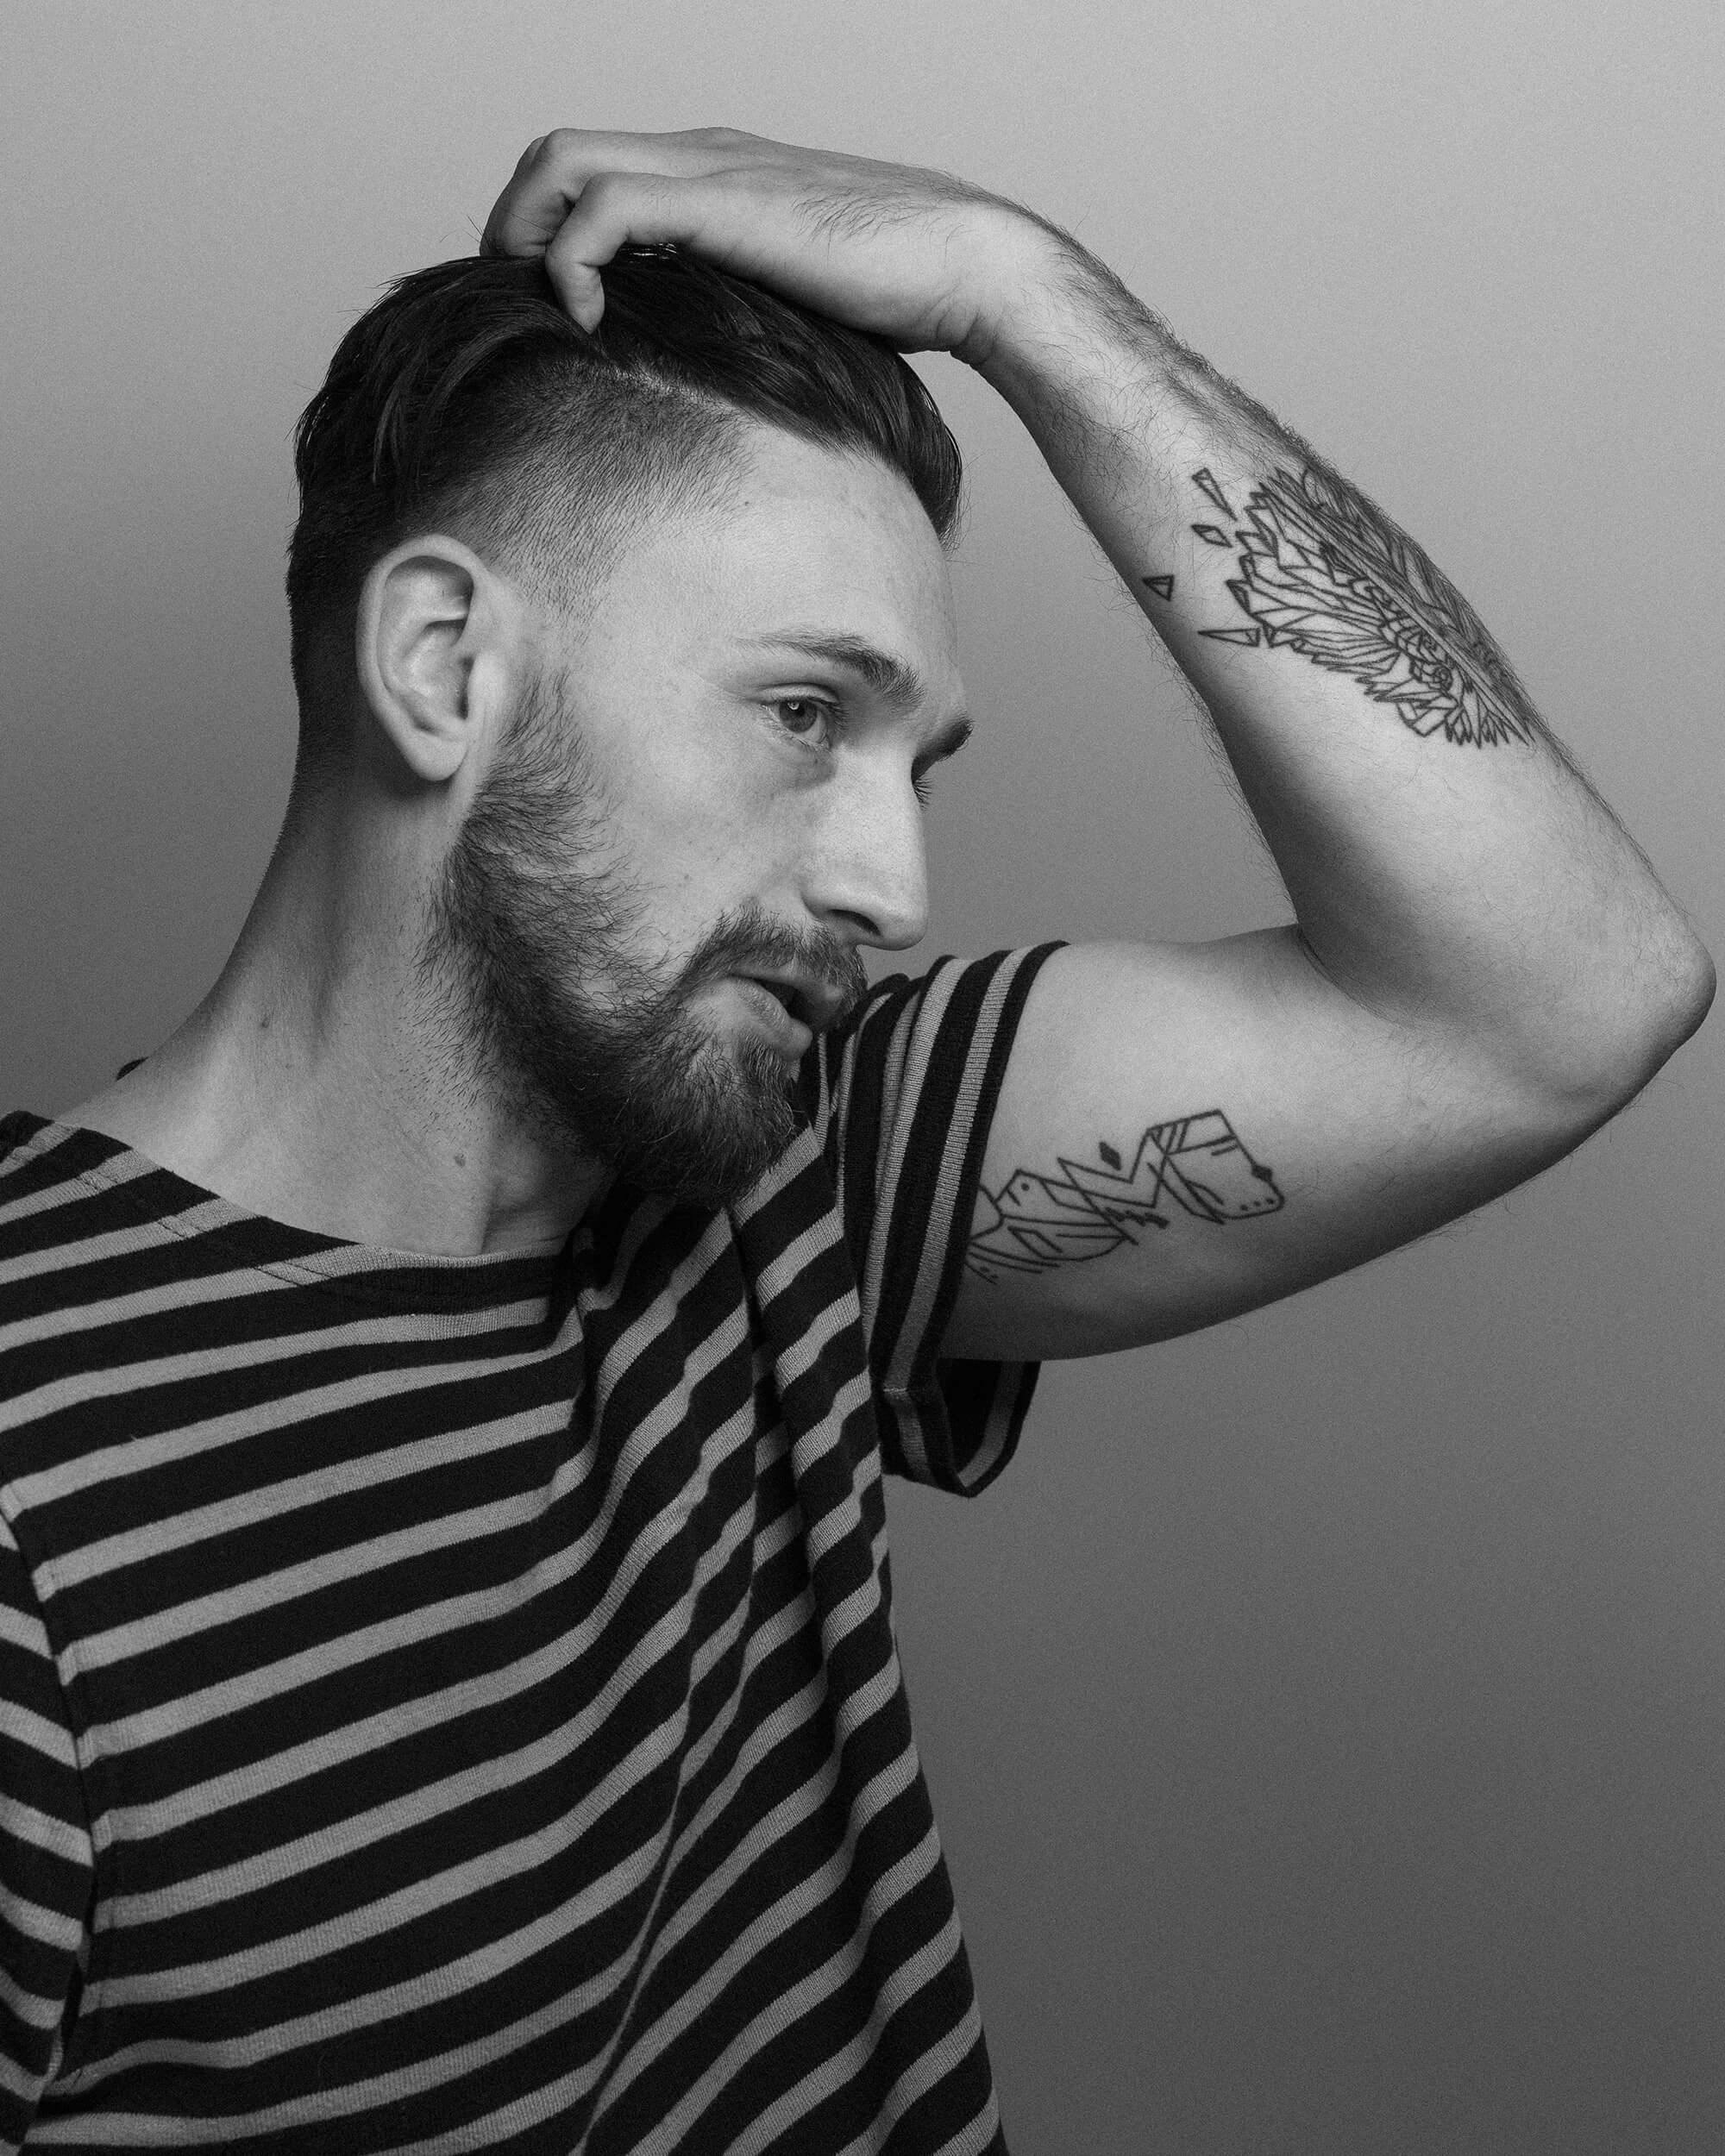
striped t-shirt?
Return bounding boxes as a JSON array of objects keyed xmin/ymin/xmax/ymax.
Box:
[{"xmin": 0, "ymin": 943, "xmax": 1057, "ymax": 2154}]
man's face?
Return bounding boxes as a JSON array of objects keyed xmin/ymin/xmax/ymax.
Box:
[{"xmin": 418, "ymin": 424, "xmax": 970, "ymax": 1207}]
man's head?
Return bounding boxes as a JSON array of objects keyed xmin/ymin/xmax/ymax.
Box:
[
  {"xmin": 285, "ymin": 248, "xmax": 963, "ymax": 761},
  {"xmin": 283, "ymin": 251, "xmax": 973, "ymax": 1205}
]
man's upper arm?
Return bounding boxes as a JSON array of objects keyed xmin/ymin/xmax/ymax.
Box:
[{"xmin": 940, "ymin": 932, "xmax": 1609, "ymax": 1363}]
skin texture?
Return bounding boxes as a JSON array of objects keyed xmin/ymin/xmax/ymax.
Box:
[{"xmin": 70, "ymin": 126, "xmax": 1713, "ymax": 1351}]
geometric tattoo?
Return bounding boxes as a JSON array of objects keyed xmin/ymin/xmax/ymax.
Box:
[
  {"xmin": 965, "ymin": 1109, "xmax": 1283, "ymax": 1285},
  {"xmin": 1145, "ymin": 463, "xmax": 1542, "ymax": 748}
]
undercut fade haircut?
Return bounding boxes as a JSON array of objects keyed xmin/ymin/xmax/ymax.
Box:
[{"xmin": 284, "ymin": 248, "xmax": 965, "ymax": 770}]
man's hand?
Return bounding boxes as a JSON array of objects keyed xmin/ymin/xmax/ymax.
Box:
[{"xmin": 481, "ymin": 126, "xmax": 1047, "ymax": 366}]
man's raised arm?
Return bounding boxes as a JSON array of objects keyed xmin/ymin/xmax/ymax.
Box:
[{"xmin": 486, "ymin": 128, "xmax": 1714, "ymax": 1357}]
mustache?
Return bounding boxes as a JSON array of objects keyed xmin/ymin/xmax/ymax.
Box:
[{"xmin": 679, "ymin": 903, "xmax": 869, "ymax": 1026}]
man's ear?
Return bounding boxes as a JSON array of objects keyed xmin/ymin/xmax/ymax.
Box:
[{"xmin": 354, "ymin": 537, "xmax": 522, "ymax": 784}]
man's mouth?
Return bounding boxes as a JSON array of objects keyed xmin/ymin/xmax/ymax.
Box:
[
  {"xmin": 732, "ymin": 976, "xmax": 815, "ymax": 1053},
  {"xmin": 736, "ymin": 969, "xmax": 851, "ymax": 1035}
]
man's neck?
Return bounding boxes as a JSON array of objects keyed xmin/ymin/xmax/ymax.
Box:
[{"xmin": 59, "ymin": 822, "xmax": 605, "ymax": 1258}]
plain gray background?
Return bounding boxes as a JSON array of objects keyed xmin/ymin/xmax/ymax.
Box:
[{"xmin": 3, "ymin": 3, "xmax": 1721, "ymax": 2147}]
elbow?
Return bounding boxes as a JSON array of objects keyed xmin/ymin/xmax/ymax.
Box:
[
  {"xmin": 1667, "ymin": 928, "xmax": 1718, "ymax": 1047},
  {"xmin": 1528, "ymin": 919, "xmax": 1716, "ymax": 1130},
  {"xmin": 1603, "ymin": 919, "xmax": 1714, "ymax": 1102}
]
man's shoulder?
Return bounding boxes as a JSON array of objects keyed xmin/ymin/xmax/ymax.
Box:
[
  {"xmin": 0, "ymin": 1113, "xmax": 175, "ymax": 1451},
  {"xmin": 1, "ymin": 1111, "xmax": 111, "ymax": 1254},
  {"xmin": 1, "ymin": 1110, "xmax": 141, "ymax": 1255}
]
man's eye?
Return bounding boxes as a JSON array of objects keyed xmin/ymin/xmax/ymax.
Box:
[{"xmin": 773, "ymin": 696, "xmax": 838, "ymax": 743}]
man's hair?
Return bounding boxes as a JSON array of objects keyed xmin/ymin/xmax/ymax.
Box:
[{"xmin": 284, "ymin": 248, "xmax": 964, "ymax": 767}]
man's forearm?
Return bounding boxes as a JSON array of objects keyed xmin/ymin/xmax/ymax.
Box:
[{"xmin": 974, "ymin": 228, "xmax": 1714, "ymax": 1103}]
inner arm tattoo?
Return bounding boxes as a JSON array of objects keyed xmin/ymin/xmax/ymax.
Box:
[
  {"xmin": 966, "ymin": 1109, "xmax": 1283, "ymax": 1286},
  {"xmin": 1142, "ymin": 463, "xmax": 1542, "ymax": 748}
]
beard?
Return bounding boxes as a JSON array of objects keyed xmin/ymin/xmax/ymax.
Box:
[{"xmin": 415, "ymin": 672, "xmax": 869, "ymax": 1210}]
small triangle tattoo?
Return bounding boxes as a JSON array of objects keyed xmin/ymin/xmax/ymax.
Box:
[
  {"xmin": 1141, "ymin": 574, "xmax": 1175, "ymax": 601},
  {"xmin": 1192, "ymin": 467, "xmax": 1239, "ymax": 519}
]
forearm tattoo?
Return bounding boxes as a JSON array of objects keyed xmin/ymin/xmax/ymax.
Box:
[
  {"xmin": 1143, "ymin": 464, "xmax": 1541, "ymax": 748},
  {"xmin": 966, "ymin": 1109, "xmax": 1283, "ymax": 1285}
]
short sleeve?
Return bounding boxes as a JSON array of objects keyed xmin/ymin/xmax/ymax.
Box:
[
  {"xmin": 0, "ymin": 1508, "xmax": 91, "ymax": 2147},
  {"xmin": 817, "ymin": 945, "xmax": 1063, "ymax": 1495}
]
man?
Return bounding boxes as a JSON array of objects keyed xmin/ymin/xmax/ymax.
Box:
[{"xmin": 0, "ymin": 125, "xmax": 1709, "ymax": 2151}]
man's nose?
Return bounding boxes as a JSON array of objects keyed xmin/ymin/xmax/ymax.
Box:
[{"xmin": 804, "ymin": 764, "xmax": 929, "ymax": 952}]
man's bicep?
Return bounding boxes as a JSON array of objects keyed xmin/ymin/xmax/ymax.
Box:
[{"xmin": 940, "ymin": 932, "xmax": 1584, "ymax": 1362}]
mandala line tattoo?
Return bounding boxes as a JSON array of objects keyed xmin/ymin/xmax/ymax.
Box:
[
  {"xmin": 966, "ymin": 1109, "xmax": 1283, "ymax": 1285},
  {"xmin": 1172, "ymin": 464, "xmax": 1542, "ymax": 749}
]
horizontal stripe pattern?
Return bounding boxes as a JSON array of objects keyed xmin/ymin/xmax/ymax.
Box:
[{"xmin": 0, "ymin": 947, "xmax": 1056, "ymax": 2152}]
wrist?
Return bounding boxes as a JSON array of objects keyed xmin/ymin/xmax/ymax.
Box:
[
  {"xmin": 963, "ymin": 216, "xmax": 1171, "ymax": 413},
  {"xmin": 950, "ymin": 207, "xmax": 1083, "ymax": 373}
]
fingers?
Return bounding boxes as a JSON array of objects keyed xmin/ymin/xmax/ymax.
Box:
[
  {"xmin": 475, "ymin": 126, "xmax": 942, "ymax": 342},
  {"xmin": 480, "ymin": 135, "xmax": 577, "ymax": 258},
  {"xmin": 540, "ymin": 171, "xmax": 743, "ymax": 329},
  {"xmin": 481, "ymin": 128, "xmax": 769, "ymax": 262}
]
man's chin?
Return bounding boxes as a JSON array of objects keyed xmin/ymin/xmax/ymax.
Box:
[
  {"xmin": 544, "ymin": 1031, "xmax": 804, "ymax": 1211},
  {"xmin": 610, "ymin": 1113, "xmax": 800, "ymax": 1209}
]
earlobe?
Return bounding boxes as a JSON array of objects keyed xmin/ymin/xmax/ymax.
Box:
[{"xmin": 355, "ymin": 538, "xmax": 513, "ymax": 784}]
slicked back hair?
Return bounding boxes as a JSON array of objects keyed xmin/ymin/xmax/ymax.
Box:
[{"xmin": 284, "ymin": 248, "xmax": 965, "ymax": 770}]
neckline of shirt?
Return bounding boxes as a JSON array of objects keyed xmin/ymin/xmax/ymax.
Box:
[{"xmin": 3, "ymin": 1111, "xmax": 591, "ymax": 1313}]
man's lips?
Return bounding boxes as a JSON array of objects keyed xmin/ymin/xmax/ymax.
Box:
[
  {"xmin": 734, "ymin": 969, "xmax": 852, "ymax": 1034},
  {"xmin": 731, "ymin": 977, "xmax": 815, "ymax": 1053}
]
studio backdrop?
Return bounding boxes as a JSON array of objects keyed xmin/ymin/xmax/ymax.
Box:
[{"xmin": 3, "ymin": 3, "xmax": 1721, "ymax": 2148}]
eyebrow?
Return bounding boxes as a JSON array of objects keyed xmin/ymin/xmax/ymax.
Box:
[{"xmin": 745, "ymin": 630, "xmax": 973, "ymax": 766}]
